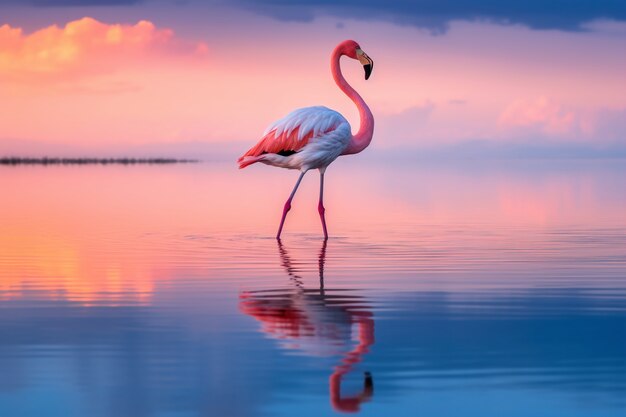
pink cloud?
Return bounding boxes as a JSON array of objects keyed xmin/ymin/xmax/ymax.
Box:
[
  {"xmin": 0, "ymin": 17, "xmax": 206, "ymax": 82},
  {"xmin": 497, "ymin": 96, "xmax": 605, "ymax": 142},
  {"xmin": 498, "ymin": 97, "xmax": 626, "ymax": 143},
  {"xmin": 499, "ymin": 97, "xmax": 577, "ymax": 135}
]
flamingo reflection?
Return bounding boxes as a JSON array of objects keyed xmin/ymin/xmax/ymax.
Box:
[{"xmin": 239, "ymin": 240, "xmax": 375, "ymax": 413}]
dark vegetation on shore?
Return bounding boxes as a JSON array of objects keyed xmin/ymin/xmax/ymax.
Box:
[{"xmin": 0, "ymin": 157, "xmax": 198, "ymax": 165}]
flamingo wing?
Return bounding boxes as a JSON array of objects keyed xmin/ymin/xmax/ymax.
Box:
[{"xmin": 238, "ymin": 106, "xmax": 348, "ymax": 162}]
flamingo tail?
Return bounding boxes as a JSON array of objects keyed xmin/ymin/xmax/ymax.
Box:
[{"xmin": 238, "ymin": 155, "xmax": 263, "ymax": 169}]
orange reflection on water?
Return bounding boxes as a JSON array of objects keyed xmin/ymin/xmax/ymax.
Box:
[
  {"xmin": 0, "ymin": 230, "xmax": 154, "ymax": 306},
  {"xmin": 0, "ymin": 162, "xmax": 624, "ymax": 305},
  {"xmin": 0, "ymin": 167, "xmax": 184, "ymax": 306},
  {"xmin": 240, "ymin": 241, "xmax": 375, "ymax": 413}
]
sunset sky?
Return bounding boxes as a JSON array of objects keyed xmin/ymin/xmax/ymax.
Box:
[{"xmin": 0, "ymin": 1, "xmax": 625, "ymax": 158}]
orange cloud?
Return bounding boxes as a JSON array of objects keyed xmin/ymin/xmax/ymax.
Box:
[{"xmin": 0, "ymin": 17, "xmax": 206, "ymax": 82}]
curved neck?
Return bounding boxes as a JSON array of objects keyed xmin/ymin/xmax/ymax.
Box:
[{"xmin": 331, "ymin": 46, "xmax": 374, "ymax": 155}]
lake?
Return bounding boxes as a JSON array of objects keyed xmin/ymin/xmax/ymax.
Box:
[{"xmin": 1, "ymin": 159, "xmax": 625, "ymax": 417}]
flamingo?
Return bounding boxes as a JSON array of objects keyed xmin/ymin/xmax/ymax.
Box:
[{"xmin": 237, "ymin": 40, "xmax": 374, "ymax": 239}]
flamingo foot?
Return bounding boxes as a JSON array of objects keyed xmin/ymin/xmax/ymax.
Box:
[
  {"xmin": 276, "ymin": 201, "xmax": 291, "ymax": 239},
  {"xmin": 318, "ymin": 202, "xmax": 328, "ymax": 240}
]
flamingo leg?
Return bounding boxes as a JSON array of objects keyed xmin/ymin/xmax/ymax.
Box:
[
  {"xmin": 318, "ymin": 169, "xmax": 329, "ymax": 240},
  {"xmin": 276, "ymin": 171, "xmax": 306, "ymax": 240}
]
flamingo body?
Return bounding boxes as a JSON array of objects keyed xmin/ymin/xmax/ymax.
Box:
[
  {"xmin": 238, "ymin": 106, "xmax": 351, "ymax": 171},
  {"xmin": 238, "ymin": 40, "xmax": 374, "ymax": 239}
]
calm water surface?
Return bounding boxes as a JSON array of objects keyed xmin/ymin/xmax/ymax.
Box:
[{"xmin": 1, "ymin": 160, "xmax": 625, "ymax": 416}]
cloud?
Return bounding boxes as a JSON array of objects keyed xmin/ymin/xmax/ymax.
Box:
[
  {"xmin": 582, "ymin": 18, "xmax": 626, "ymax": 34},
  {"xmin": 499, "ymin": 97, "xmax": 626, "ymax": 143},
  {"xmin": 499, "ymin": 97, "xmax": 580, "ymax": 136},
  {"xmin": 0, "ymin": 0, "xmax": 141, "ymax": 5},
  {"xmin": 230, "ymin": 0, "xmax": 626, "ymax": 33},
  {"xmin": 0, "ymin": 17, "xmax": 206, "ymax": 82}
]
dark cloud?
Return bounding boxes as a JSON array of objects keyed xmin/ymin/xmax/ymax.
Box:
[
  {"xmin": 0, "ymin": 0, "xmax": 142, "ymax": 5},
  {"xmin": 2, "ymin": 0, "xmax": 624, "ymax": 32},
  {"xmin": 235, "ymin": 0, "xmax": 626, "ymax": 33}
]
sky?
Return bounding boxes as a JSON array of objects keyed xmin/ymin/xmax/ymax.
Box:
[{"xmin": 0, "ymin": 0, "xmax": 625, "ymax": 158}]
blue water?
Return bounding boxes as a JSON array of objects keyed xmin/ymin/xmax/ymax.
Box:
[{"xmin": 0, "ymin": 161, "xmax": 625, "ymax": 416}]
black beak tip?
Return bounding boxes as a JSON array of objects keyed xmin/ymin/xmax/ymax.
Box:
[{"xmin": 364, "ymin": 63, "xmax": 372, "ymax": 80}]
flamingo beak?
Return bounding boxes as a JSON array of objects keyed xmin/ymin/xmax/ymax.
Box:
[{"xmin": 357, "ymin": 49, "xmax": 373, "ymax": 80}]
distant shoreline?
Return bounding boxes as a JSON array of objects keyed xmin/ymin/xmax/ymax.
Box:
[{"xmin": 0, "ymin": 157, "xmax": 198, "ymax": 165}]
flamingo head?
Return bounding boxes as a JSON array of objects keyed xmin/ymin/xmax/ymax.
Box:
[{"xmin": 339, "ymin": 40, "xmax": 374, "ymax": 80}]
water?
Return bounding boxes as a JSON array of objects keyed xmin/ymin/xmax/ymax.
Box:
[{"xmin": 1, "ymin": 160, "xmax": 625, "ymax": 416}]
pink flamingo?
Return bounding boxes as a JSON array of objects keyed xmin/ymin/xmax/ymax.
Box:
[{"xmin": 238, "ymin": 40, "xmax": 375, "ymax": 239}]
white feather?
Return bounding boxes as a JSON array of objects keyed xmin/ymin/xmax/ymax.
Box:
[
  {"xmin": 271, "ymin": 107, "xmax": 344, "ymax": 138},
  {"xmin": 256, "ymin": 106, "xmax": 352, "ymax": 171}
]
